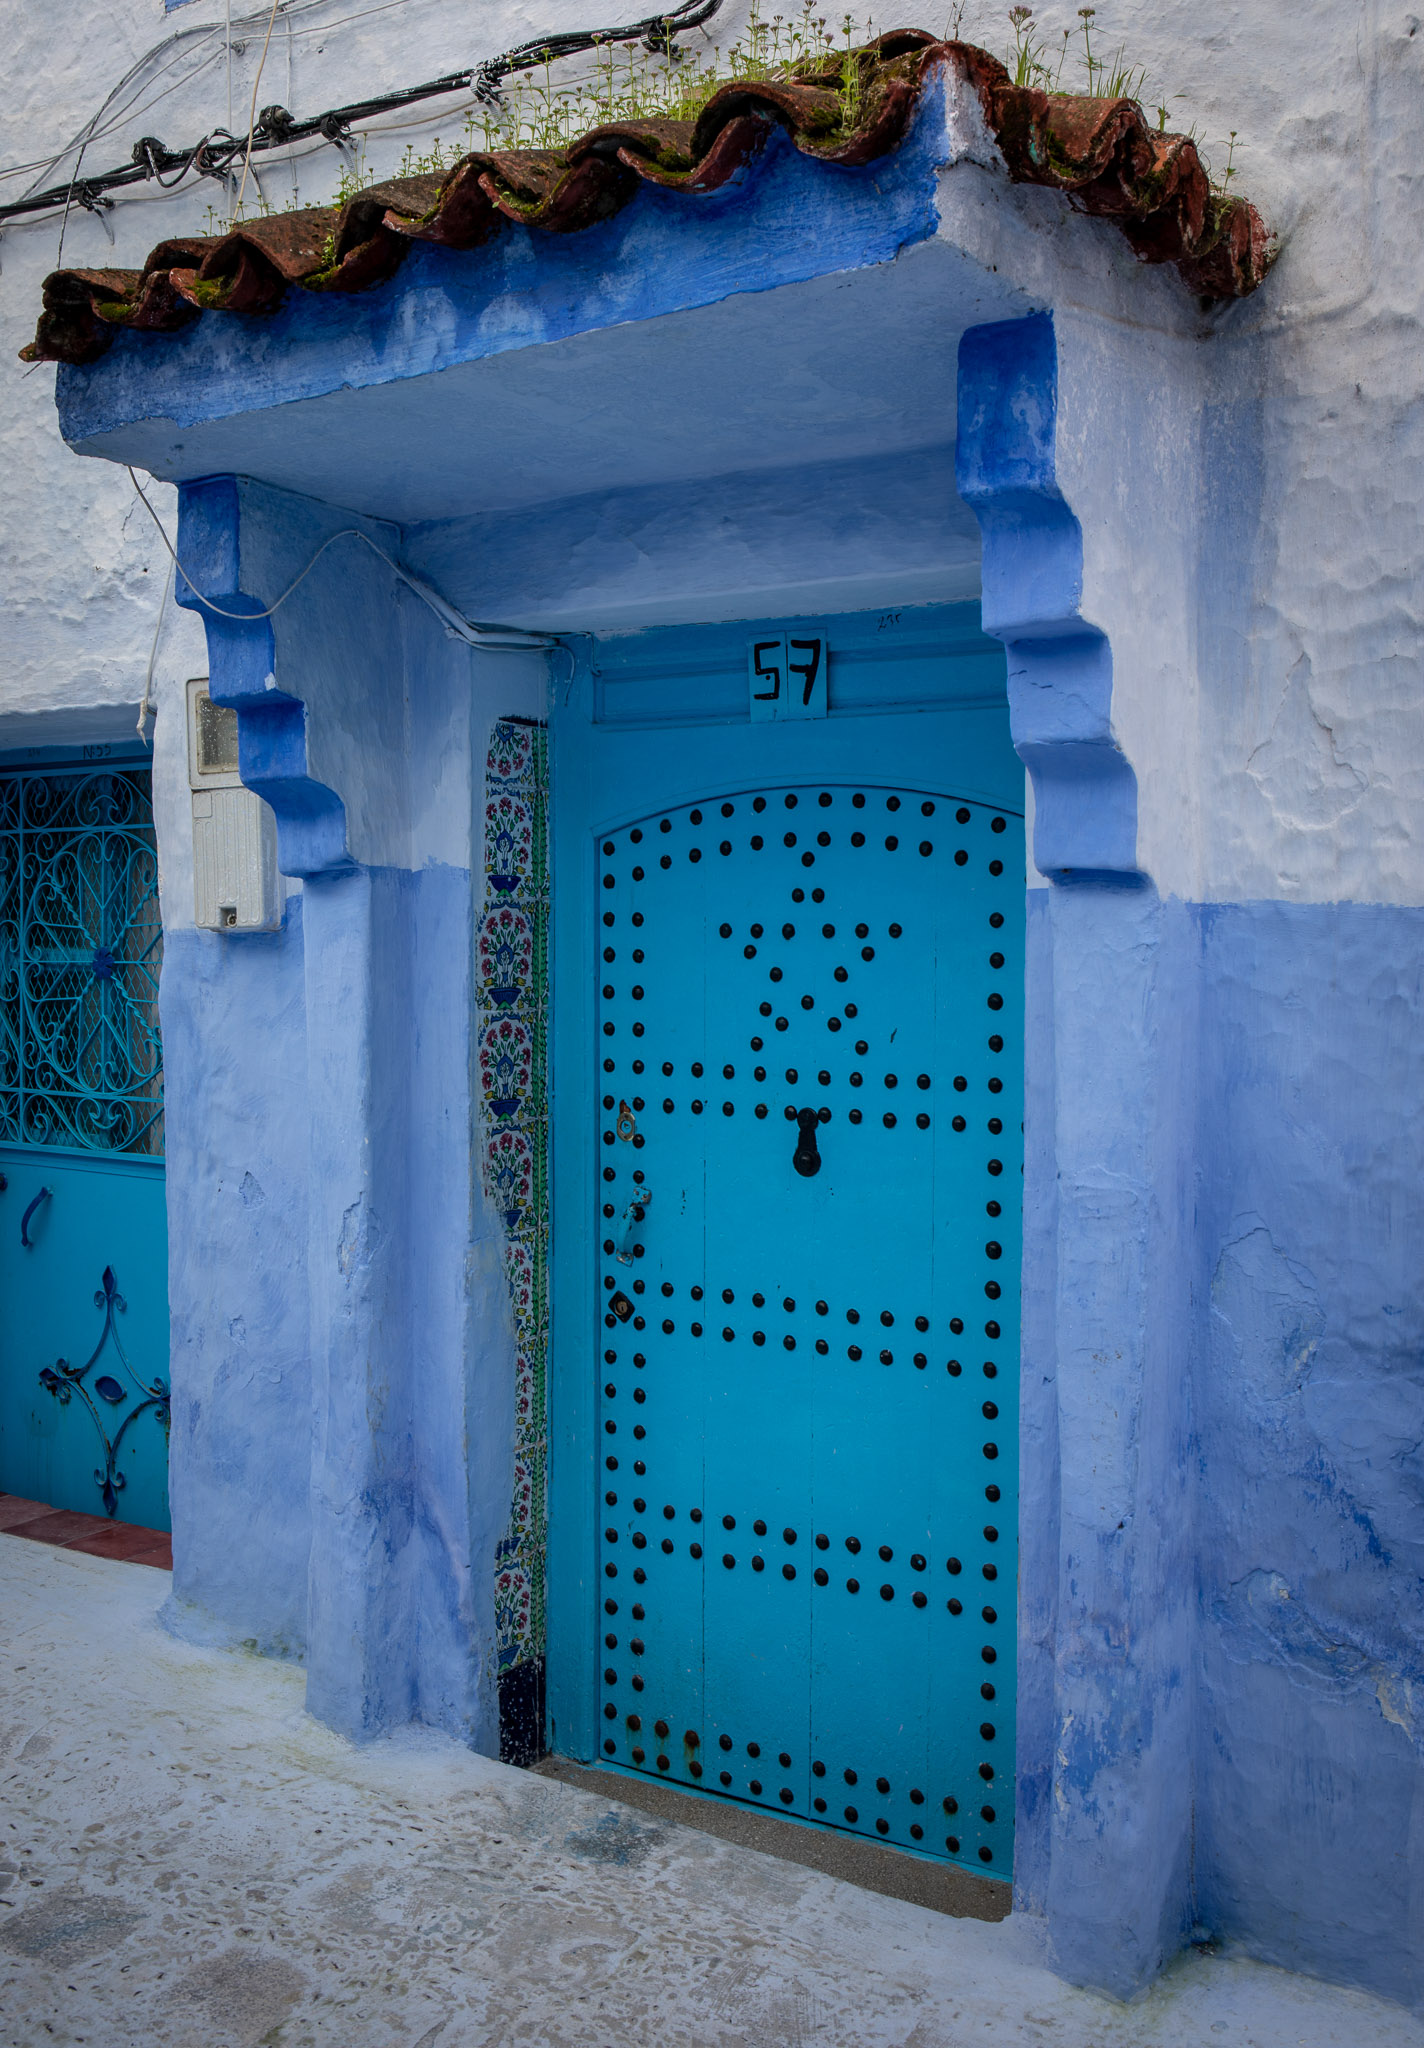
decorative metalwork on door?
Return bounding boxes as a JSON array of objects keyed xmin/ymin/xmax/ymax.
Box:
[
  {"xmin": 0, "ymin": 762, "xmax": 169, "ymax": 1531},
  {"xmin": 38, "ymin": 1265, "xmax": 170, "ymax": 1517},
  {"xmin": 595, "ymin": 783, "xmax": 1020, "ymax": 1873},
  {"xmin": 0, "ymin": 766, "xmax": 163, "ymax": 1154}
]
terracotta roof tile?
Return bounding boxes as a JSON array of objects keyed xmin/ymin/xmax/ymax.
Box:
[{"xmin": 20, "ymin": 33, "xmax": 1271, "ymax": 368}]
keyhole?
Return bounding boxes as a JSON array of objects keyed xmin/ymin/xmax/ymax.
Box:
[{"xmin": 793, "ymin": 1107, "xmax": 822, "ymax": 1178}]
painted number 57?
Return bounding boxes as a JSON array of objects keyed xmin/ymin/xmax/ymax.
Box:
[{"xmin": 748, "ymin": 634, "xmax": 827, "ymax": 723}]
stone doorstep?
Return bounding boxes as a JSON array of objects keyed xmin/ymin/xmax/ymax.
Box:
[
  {"xmin": 535, "ymin": 1754, "xmax": 1012, "ymax": 1923},
  {"xmin": 0, "ymin": 1493, "xmax": 171, "ymax": 1569}
]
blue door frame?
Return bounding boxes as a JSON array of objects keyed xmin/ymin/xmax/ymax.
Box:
[
  {"xmin": 548, "ymin": 603, "xmax": 1023, "ymax": 1873},
  {"xmin": 0, "ymin": 750, "xmax": 170, "ymax": 1530}
]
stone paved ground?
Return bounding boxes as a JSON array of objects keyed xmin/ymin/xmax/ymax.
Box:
[{"xmin": 2, "ymin": 1537, "xmax": 1422, "ymax": 2048}]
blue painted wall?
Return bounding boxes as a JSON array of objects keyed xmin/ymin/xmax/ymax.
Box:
[
  {"xmin": 964, "ymin": 312, "xmax": 1424, "ymax": 2010},
  {"xmin": 153, "ymin": 414, "xmax": 1424, "ymax": 2009},
  {"xmin": 1017, "ymin": 885, "xmax": 1424, "ymax": 2008},
  {"xmin": 1015, "ymin": 884, "xmax": 1196, "ymax": 1994},
  {"xmin": 161, "ymin": 905, "xmax": 312, "ymax": 1656},
  {"xmin": 300, "ymin": 860, "xmax": 507, "ymax": 1744},
  {"xmin": 1193, "ymin": 901, "xmax": 1424, "ymax": 2010},
  {"xmin": 161, "ymin": 471, "xmax": 523, "ymax": 1755}
]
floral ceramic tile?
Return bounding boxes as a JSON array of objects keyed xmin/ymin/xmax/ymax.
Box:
[{"xmin": 479, "ymin": 720, "xmax": 550, "ymax": 1684}]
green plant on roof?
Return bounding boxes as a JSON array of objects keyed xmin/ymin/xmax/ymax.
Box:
[
  {"xmin": 994, "ymin": 5, "xmax": 1239, "ymax": 189},
  {"xmin": 452, "ymin": 0, "xmax": 878, "ymax": 158},
  {"xmin": 1006, "ymin": 5, "xmax": 1046, "ymax": 86},
  {"xmin": 202, "ymin": 1, "xmax": 1243, "ymax": 240}
]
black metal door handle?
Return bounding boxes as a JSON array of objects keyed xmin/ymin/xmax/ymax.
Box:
[
  {"xmin": 20, "ymin": 1186, "xmax": 51, "ymax": 1247},
  {"xmin": 792, "ymin": 1107, "xmax": 822, "ymax": 1178}
]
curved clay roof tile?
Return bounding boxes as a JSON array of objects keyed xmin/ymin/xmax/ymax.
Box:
[{"xmin": 19, "ymin": 32, "xmax": 1272, "ymax": 368}]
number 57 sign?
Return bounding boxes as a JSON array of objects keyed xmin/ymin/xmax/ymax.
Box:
[{"xmin": 748, "ymin": 635, "xmax": 827, "ymax": 722}]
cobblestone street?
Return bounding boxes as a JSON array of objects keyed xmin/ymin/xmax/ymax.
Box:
[{"xmin": 2, "ymin": 1538, "xmax": 1421, "ymax": 2048}]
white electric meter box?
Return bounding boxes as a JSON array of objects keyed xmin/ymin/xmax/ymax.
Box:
[{"xmin": 186, "ymin": 678, "xmax": 284, "ymax": 933}]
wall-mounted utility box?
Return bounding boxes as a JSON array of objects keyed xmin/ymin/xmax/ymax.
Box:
[{"xmin": 186, "ymin": 678, "xmax": 284, "ymax": 932}]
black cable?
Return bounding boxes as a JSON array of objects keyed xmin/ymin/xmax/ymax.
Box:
[{"xmin": 0, "ymin": 0, "xmax": 723, "ymax": 229}]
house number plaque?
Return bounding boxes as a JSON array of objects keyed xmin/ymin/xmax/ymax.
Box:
[{"xmin": 748, "ymin": 635, "xmax": 827, "ymax": 722}]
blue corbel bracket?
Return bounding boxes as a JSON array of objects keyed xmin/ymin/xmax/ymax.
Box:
[
  {"xmin": 176, "ymin": 475, "xmax": 352, "ymax": 878},
  {"xmin": 956, "ymin": 314, "xmax": 1140, "ymax": 882}
]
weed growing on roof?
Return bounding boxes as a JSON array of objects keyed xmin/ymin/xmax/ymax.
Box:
[
  {"xmin": 201, "ymin": 0, "xmax": 1239, "ymax": 236},
  {"xmin": 993, "ymin": 4, "xmax": 1251, "ymax": 187},
  {"xmin": 400, "ymin": 1, "xmax": 881, "ymax": 166},
  {"xmin": 1006, "ymin": 6, "xmax": 1152, "ymax": 112},
  {"xmin": 209, "ymin": 0, "xmax": 882, "ymax": 231},
  {"xmin": 1219, "ymin": 129, "xmax": 1239, "ymax": 188}
]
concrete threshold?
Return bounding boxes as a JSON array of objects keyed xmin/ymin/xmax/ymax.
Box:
[{"xmin": 534, "ymin": 1754, "xmax": 1010, "ymax": 1922}]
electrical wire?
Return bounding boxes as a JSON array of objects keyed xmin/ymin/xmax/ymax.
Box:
[
  {"xmin": 18, "ymin": 26, "xmax": 244, "ymax": 192},
  {"xmin": 54, "ymin": 140, "xmax": 91, "ymax": 269},
  {"xmin": 0, "ymin": 0, "xmax": 345, "ymax": 192},
  {"xmin": 137, "ymin": 555, "xmax": 177, "ymax": 746},
  {"xmin": 126, "ymin": 468, "xmax": 557, "ymax": 650},
  {"xmin": 236, "ymin": 0, "xmax": 285, "ymax": 216},
  {"xmin": 0, "ymin": 0, "xmax": 724, "ymax": 226},
  {"xmin": 8, "ymin": 0, "xmax": 719, "ymax": 206}
]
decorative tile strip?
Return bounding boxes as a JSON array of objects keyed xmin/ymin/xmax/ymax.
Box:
[{"xmin": 477, "ymin": 718, "xmax": 550, "ymax": 1759}]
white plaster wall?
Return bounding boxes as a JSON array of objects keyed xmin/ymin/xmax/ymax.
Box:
[
  {"xmin": 1200, "ymin": 0, "xmax": 1424, "ymax": 912},
  {"xmin": 0, "ymin": 0, "xmax": 617, "ymax": 933},
  {"xmin": 2, "ymin": 0, "xmax": 1421, "ymax": 907},
  {"xmin": 932, "ymin": 3, "xmax": 1424, "ymax": 907}
]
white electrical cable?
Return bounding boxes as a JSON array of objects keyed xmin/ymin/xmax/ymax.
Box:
[
  {"xmin": 0, "ymin": 0, "xmax": 454, "ymax": 191},
  {"xmin": 126, "ymin": 468, "xmax": 556, "ymax": 651},
  {"xmin": 235, "ymin": 0, "xmax": 284, "ymax": 217},
  {"xmin": 137, "ymin": 555, "xmax": 177, "ymax": 745},
  {"xmin": 15, "ymin": 18, "xmax": 251, "ymax": 192},
  {"xmin": 5, "ymin": 0, "xmax": 721, "ymax": 230},
  {"xmin": 3, "ymin": 0, "xmax": 341, "ymax": 193}
]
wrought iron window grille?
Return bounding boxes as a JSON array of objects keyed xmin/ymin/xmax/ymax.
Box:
[{"xmin": 0, "ymin": 767, "xmax": 163, "ymax": 1155}]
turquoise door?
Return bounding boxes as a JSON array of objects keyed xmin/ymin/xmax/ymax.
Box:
[
  {"xmin": 550, "ymin": 605, "xmax": 1022, "ymax": 1877},
  {"xmin": 0, "ymin": 759, "xmax": 170, "ymax": 1531}
]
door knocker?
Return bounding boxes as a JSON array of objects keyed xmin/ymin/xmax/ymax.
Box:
[{"xmin": 791, "ymin": 1106, "xmax": 830, "ymax": 1178}]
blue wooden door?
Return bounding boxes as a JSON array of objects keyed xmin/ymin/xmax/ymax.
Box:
[
  {"xmin": 550, "ymin": 605, "xmax": 1021, "ymax": 1877},
  {"xmin": 0, "ymin": 760, "xmax": 170, "ymax": 1531}
]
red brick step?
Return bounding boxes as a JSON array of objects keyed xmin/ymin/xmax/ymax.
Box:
[{"xmin": 0, "ymin": 1493, "xmax": 171, "ymax": 1569}]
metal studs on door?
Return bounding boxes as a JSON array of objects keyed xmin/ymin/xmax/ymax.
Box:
[{"xmin": 595, "ymin": 785, "xmax": 1019, "ymax": 1874}]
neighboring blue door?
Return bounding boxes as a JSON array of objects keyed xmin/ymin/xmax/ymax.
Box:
[
  {"xmin": 0, "ymin": 758, "xmax": 170, "ymax": 1531},
  {"xmin": 550, "ymin": 606, "xmax": 1022, "ymax": 1878}
]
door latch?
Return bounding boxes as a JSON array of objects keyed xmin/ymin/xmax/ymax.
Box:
[{"xmin": 615, "ymin": 1185, "xmax": 652, "ymax": 1265}]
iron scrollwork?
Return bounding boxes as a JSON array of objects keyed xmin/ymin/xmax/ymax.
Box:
[
  {"xmin": 38, "ymin": 1266, "xmax": 170, "ymax": 1518},
  {"xmin": 0, "ymin": 766, "xmax": 163, "ymax": 1155}
]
